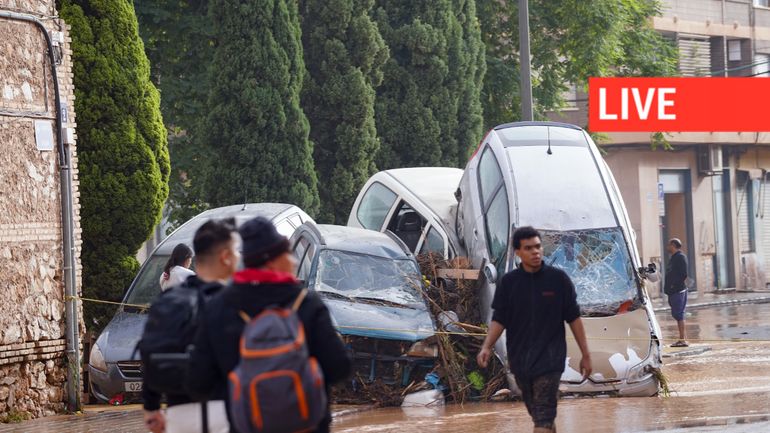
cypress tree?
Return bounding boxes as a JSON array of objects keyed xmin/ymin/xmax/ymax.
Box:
[
  {"xmin": 300, "ymin": 0, "xmax": 389, "ymax": 223},
  {"xmin": 372, "ymin": 0, "xmax": 485, "ymax": 169},
  {"xmin": 452, "ymin": 0, "xmax": 485, "ymax": 165},
  {"xmin": 60, "ymin": 0, "xmax": 170, "ymax": 330},
  {"xmin": 202, "ymin": 0, "xmax": 319, "ymax": 214}
]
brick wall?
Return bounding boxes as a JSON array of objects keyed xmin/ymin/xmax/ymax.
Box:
[{"xmin": 0, "ymin": 0, "xmax": 82, "ymax": 420}]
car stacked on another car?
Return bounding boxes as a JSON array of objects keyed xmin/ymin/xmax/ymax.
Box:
[
  {"xmin": 88, "ymin": 203, "xmax": 313, "ymax": 403},
  {"xmin": 289, "ymin": 223, "xmax": 438, "ymax": 388},
  {"xmin": 348, "ymin": 121, "xmax": 664, "ymax": 397}
]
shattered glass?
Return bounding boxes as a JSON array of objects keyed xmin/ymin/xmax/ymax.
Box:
[
  {"xmin": 540, "ymin": 228, "xmax": 638, "ymax": 316},
  {"xmin": 314, "ymin": 250, "xmax": 426, "ymax": 308}
]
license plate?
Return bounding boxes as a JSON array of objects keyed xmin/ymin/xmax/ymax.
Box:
[{"xmin": 124, "ymin": 381, "xmax": 142, "ymax": 392}]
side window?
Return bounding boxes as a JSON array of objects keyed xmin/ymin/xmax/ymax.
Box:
[
  {"xmin": 478, "ymin": 146, "xmax": 509, "ymax": 269},
  {"xmin": 292, "ymin": 237, "xmax": 308, "ymax": 262},
  {"xmin": 419, "ymin": 226, "xmax": 446, "ymax": 255},
  {"xmin": 356, "ymin": 182, "xmax": 397, "ymax": 229},
  {"xmin": 478, "ymin": 147, "xmax": 503, "ymax": 207},
  {"xmin": 485, "ymin": 188, "xmax": 510, "ymax": 272},
  {"xmin": 275, "ymin": 220, "xmax": 295, "ymax": 238},
  {"xmin": 387, "ymin": 201, "xmax": 426, "ymax": 252},
  {"xmin": 297, "ymin": 243, "xmax": 316, "ymax": 282}
]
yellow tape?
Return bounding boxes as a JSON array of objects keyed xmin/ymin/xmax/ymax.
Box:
[{"xmin": 66, "ymin": 296, "xmax": 770, "ymax": 343}]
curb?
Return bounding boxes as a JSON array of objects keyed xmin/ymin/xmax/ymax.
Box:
[
  {"xmin": 653, "ymin": 296, "xmax": 770, "ymax": 313},
  {"xmin": 662, "ymin": 345, "xmax": 712, "ymax": 358}
]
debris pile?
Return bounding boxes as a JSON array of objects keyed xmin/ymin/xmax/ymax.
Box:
[
  {"xmin": 329, "ymin": 253, "xmax": 509, "ymax": 407},
  {"xmin": 417, "ymin": 252, "xmax": 507, "ymax": 404}
]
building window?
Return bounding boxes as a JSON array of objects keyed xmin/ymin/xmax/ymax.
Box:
[
  {"xmin": 756, "ymin": 0, "xmax": 769, "ymax": 8},
  {"xmin": 562, "ymin": 83, "xmax": 578, "ymax": 110},
  {"xmin": 728, "ymin": 40, "xmax": 742, "ymax": 62},
  {"xmin": 754, "ymin": 54, "xmax": 770, "ymax": 77}
]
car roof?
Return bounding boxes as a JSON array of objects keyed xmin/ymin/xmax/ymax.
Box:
[
  {"xmin": 155, "ymin": 203, "xmax": 298, "ymax": 255},
  {"xmin": 314, "ymin": 224, "xmax": 412, "ymax": 260},
  {"xmin": 381, "ymin": 167, "xmax": 462, "ymax": 223}
]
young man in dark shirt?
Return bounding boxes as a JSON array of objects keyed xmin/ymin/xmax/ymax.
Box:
[
  {"xmin": 664, "ymin": 238, "xmax": 689, "ymax": 347},
  {"xmin": 143, "ymin": 218, "xmax": 239, "ymax": 433},
  {"xmin": 477, "ymin": 226, "xmax": 592, "ymax": 433}
]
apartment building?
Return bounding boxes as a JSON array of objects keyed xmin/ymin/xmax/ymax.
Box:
[{"xmin": 554, "ymin": 0, "xmax": 770, "ymax": 294}]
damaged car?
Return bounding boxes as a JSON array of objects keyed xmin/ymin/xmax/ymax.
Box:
[
  {"xmin": 87, "ymin": 203, "xmax": 313, "ymax": 403},
  {"xmin": 289, "ymin": 223, "xmax": 438, "ymax": 389},
  {"xmin": 456, "ymin": 121, "xmax": 663, "ymax": 396},
  {"xmin": 347, "ymin": 167, "xmax": 465, "ymax": 259}
]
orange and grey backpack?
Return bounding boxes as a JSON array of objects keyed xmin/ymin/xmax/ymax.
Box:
[{"xmin": 228, "ymin": 289, "xmax": 327, "ymax": 433}]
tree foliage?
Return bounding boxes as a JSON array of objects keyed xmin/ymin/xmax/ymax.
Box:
[
  {"xmin": 373, "ymin": 0, "xmax": 486, "ymax": 169},
  {"xmin": 477, "ymin": 0, "xmax": 678, "ymax": 129},
  {"xmin": 134, "ymin": 0, "xmax": 211, "ymax": 230},
  {"xmin": 202, "ymin": 0, "xmax": 319, "ymax": 213},
  {"xmin": 60, "ymin": 0, "xmax": 170, "ymax": 330},
  {"xmin": 300, "ymin": 0, "xmax": 389, "ymax": 223}
]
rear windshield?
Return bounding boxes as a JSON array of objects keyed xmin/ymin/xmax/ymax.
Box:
[
  {"xmin": 123, "ymin": 256, "xmax": 169, "ymax": 307},
  {"xmin": 540, "ymin": 228, "xmax": 638, "ymax": 316}
]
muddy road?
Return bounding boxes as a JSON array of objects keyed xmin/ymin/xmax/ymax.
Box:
[{"xmin": 332, "ymin": 301, "xmax": 770, "ymax": 432}]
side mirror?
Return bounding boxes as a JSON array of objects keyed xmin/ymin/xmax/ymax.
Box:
[{"xmin": 483, "ymin": 263, "xmax": 498, "ymax": 283}]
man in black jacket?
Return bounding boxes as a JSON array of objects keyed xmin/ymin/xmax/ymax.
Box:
[
  {"xmin": 477, "ymin": 227, "xmax": 592, "ymax": 433},
  {"xmin": 187, "ymin": 217, "xmax": 352, "ymax": 433},
  {"xmin": 665, "ymin": 238, "xmax": 689, "ymax": 347},
  {"xmin": 143, "ymin": 218, "xmax": 239, "ymax": 433}
]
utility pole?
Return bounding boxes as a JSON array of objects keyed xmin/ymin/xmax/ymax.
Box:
[{"xmin": 519, "ymin": 0, "xmax": 534, "ymax": 121}]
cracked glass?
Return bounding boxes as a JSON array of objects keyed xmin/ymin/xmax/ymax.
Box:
[{"xmin": 540, "ymin": 228, "xmax": 638, "ymax": 315}]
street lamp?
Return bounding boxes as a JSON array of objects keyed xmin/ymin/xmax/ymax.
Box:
[{"xmin": 519, "ymin": 0, "xmax": 534, "ymax": 121}]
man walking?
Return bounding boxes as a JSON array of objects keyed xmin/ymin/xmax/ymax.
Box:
[
  {"xmin": 143, "ymin": 218, "xmax": 239, "ymax": 433},
  {"xmin": 187, "ymin": 217, "xmax": 351, "ymax": 433},
  {"xmin": 477, "ymin": 226, "xmax": 592, "ymax": 433},
  {"xmin": 665, "ymin": 238, "xmax": 689, "ymax": 347}
]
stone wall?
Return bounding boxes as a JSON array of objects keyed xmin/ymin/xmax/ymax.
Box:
[{"xmin": 0, "ymin": 0, "xmax": 82, "ymax": 420}]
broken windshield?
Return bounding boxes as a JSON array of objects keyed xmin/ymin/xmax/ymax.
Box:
[
  {"xmin": 540, "ymin": 228, "xmax": 638, "ymax": 316},
  {"xmin": 314, "ymin": 250, "xmax": 426, "ymax": 309}
]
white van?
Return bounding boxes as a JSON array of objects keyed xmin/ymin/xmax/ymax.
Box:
[{"xmin": 347, "ymin": 167, "xmax": 465, "ymax": 259}]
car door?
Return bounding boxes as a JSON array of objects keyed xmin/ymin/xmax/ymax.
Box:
[{"xmin": 290, "ymin": 229, "xmax": 319, "ymax": 285}]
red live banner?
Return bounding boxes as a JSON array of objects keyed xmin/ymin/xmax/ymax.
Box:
[{"xmin": 588, "ymin": 77, "xmax": 770, "ymax": 132}]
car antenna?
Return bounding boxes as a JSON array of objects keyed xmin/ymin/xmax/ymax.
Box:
[
  {"xmin": 242, "ymin": 182, "xmax": 248, "ymax": 210},
  {"xmin": 546, "ymin": 127, "xmax": 553, "ymax": 155}
]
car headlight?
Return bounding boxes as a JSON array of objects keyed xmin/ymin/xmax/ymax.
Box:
[
  {"xmin": 89, "ymin": 343, "xmax": 107, "ymax": 373},
  {"xmin": 407, "ymin": 341, "xmax": 438, "ymax": 358}
]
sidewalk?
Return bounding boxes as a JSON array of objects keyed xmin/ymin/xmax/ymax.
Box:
[
  {"xmin": 0, "ymin": 404, "xmax": 369, "ymax": 432},
  {"xmin": 652, "ymin": 290, "xmax": 770, "ymax": 313}
]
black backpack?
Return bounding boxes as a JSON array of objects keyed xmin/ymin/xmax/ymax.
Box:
[{"xmin": 137, "ymin": 278, "xmax": 213, "ymax": 394}]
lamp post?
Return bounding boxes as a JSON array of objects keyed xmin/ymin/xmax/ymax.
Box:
[{"xmin": 519, "ymin": 0, "xmax": 534, "ymax": 121}]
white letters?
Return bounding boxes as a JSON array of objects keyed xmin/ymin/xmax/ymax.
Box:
[
  {"xmin": 599, "ymin": 88, "xmax": 618, "ymax": 120},
  {"xmin": 632, "ymin": 88, "xmax": 655, "ymax": 120},
  {"xmin": 597, "ymin": 87, "xmax": 676, "ymax": 121},
  {"xmin": 658, "ymin": 88, "xmax": 676, "ymax": 120}
]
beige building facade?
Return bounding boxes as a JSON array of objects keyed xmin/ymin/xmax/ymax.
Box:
[
  {"xmin": 554, "ymin": 0, "xmax": 770, "ymax": 295},
  {"xmin": 0, "ymin": 0, "xmax": 82, "ymax": 420}
]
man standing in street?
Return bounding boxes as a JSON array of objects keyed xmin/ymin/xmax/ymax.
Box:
[
  {"xmin": 665, "ymin": 238, "xmax": 689, "ymax": 347},
  {"xmin": 477, "ymin": 226, "xmax": 592, "ymax": 433}
]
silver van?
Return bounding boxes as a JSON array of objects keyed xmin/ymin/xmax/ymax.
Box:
[
  {"xmin": 87, "ymin": 203, "xmax": 312, "ymax": 403},
  {"xmin": 456, "ymin": 121, "xmax": 662, "ymax": 396}
]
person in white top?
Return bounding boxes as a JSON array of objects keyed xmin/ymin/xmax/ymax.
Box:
[{"xmin": 159, "ymin": 243, "xmax": 195, "ymax": 291}]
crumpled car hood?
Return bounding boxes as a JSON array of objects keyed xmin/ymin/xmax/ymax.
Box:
[
  {"xmin": 95, "ymin": 310, "xmax": 147, "ymax": 362},
  {"xmin": 325, "ymin": 299, "xmax": 435, "ymax": 342}
]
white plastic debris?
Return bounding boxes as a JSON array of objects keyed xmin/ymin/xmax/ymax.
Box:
[
  {"xmin": 401, "ymin": 389, "xmax": 445, "ymax": 407},
  {"xmin": 437, "ymin": 311, "xmax": 465, "ymax": 333},
  {"xmin": 490, "ymin": 388, "xmax": 512, "ymax": 401}
]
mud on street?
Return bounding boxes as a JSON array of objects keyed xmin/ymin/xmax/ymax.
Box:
[
  {"xmin": 4, "ymin": 301, "xmax": 770, "ymax": 433},
  {"xmin": 332, "ymin": 301, "xmax": 770, "ymax": 433}
]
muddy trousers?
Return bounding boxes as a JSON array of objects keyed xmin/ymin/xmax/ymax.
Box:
[{"xmin": 515, "ymin": 372, "xmax": 561, "ymax": 430}]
